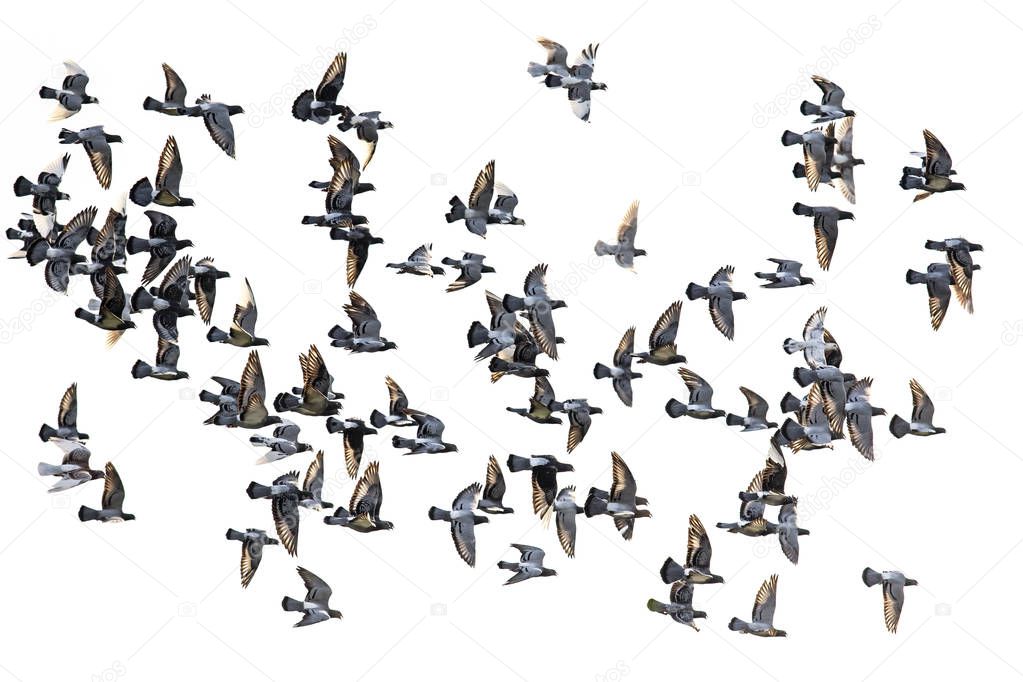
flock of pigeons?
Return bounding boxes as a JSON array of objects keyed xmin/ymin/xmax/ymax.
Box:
[{"xmin": 16, "ymin": 49, "xmax": 969, "ymax": 634}]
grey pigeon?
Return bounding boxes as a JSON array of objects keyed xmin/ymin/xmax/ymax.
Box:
[
  {"xmin": 534, "ymin": 42, "xmax": 607, "ymax": 122},
  {"xmin": 726, "ymin": 387, "xmax": 777, "ymax": 431},
  {"xmin": 468, "ymin": 290, "xmax": 523, "ymax": 361},
  {"xmin": 302, "ymin": 157, "xmax": 367, "ymax": 227},
  {"xmin": 131, "ymin": 255, "xmax": 194, "ymax": 340},
  {"xmin": 13, "ymin": 153, "xmax": 70, "ymax": 215},
  {"xmin": 207, "ymin": 278, "xmax": 269, "ymax": 347},
  {"xmin": 74, "ymin": 267, "xmax": 136, "ymax": 346},
  {"xmin": 488, "ymin": 182, "xmax": 525, "ymax": 226},
  {"xmin": 37, "ymin": 438, "xmax": 103, "ymax": 492},
  {"xmin": 774, "ymin": 502, "xmax": 809, "ymax": 565},
  {"xmin": 40, "ymin": 61, "xmax": 97, "ymax": 120},
  {"xmin": 58, "ymin": 126, "xmax": 121, "ymax": 189},
  {"xmin": 924, "ymin": 237, "xmax": 983, "ymax": 314},
  {"xmin": 506, "ymin": 375, "xmax": 562, "ymax": 425},
  {"xmin": 527, "ymin": 37, "xmax": 572, "ymax": 80},
  {"xmin": 246, "ymin": 470, "xmax": 308, "ymax": 556},
  {"xmin": 81, "ymin": 198, "xmax": 128, "ymax": 297},
  {"xmin": 554, "ymin": 486, "xmax": 584, "ymax": 557},
  {"xmin": 212, "ymin": 351, "xmax": 282, "ymax": 430},
  {"xmin": 292, "ymin": 53, "xmax": 347, "ymax": 124},
  {"xmin": 506, "ymin": 454, "xmax": 574, "ymax": 523},
  {"xmin": 593, "ymin": 327, "xmax": 642, "ymax": 406},
  {"xmin": 780, "ymin": 383, "xmax": 834, "ymax": 451},
  {"xmin": 39, "ymin": 382, "xmax": 89, "ymax": 442},
  {"xmin": 273, "ymin": 344, "xmax": 342, "ymax": 416},
  {"xmin": 660, "ymin": 514, "xmax": 724, "ymax": 585},
  {"xmin": 502, "ymin": 263, "xmax": 567, "ymax": 360},
  {"xmin": 446, "ymin": 161, "xmax": 495, "ymax": 237},
  {"xmin": 594, "ymin": 200, "xmax": 645, "ymax": 270},
  {"xmin": 189, "ymin": 257, "xmax": 230, "ymax": 324},
  {"xmin": 584, "ymin": 452, "xmax": 651, "ymax": 540},
  {"xmin": 686, "ymin": 265, "xmax": 746, "ymax": 340},
  {"xmin": 665, "ymin": 367, "xmax": 725, "ymax": 420},
  {"xmin": 250, "ymin": 421, "xmax": 311, "ymax": 464},
  {"xmin": 391, "ymin": 410, "xmax": 457, "ymax": 454},
  {"xmin": 755, "ymin": 258, "xmax": 814, "ymax": 288},
  {"xmin": 906, "ymin": 263, "xmax": 954, "ymax": 330},
  {"xmin": 783, "ymin": 306, "xmax": 840, "ymax": 369},
  {"xmin": 25, "ymin": 205, "xmax": 95, "ymax": 294},
  {"xmin": 442, "ymin": 252, "xmax": 495, "ymax": 292},
  {"xmin": 799, "ymin": 75, "xmax": 854, "ymax": 122},
  {"xmin": 131, "ymin": 338, "xmax": 188, "ymax": 381},
  {"xmin": 716, "ymin": 487, "xmax": 773, "ymax": 537},
  {"xmin": 130, "ymin": 135, "xmax": 194, "ymax": 207},
  {"xmin": 142, "ymin": 63, "xmax": 192, "ymax": 116},
  {"xmin": 889, "ymin": 378, "xmax": 945, "ymax": 438},
  {"xmin": 386, "ymin": 243, "xmax": 444, "ymax": 276},
  {"xmin": 791, "ymin": 203, "xmax": 854, "ymax": 270},
  {"xmin": 126, "ymin": 210, "xmax": 193, "ymax": 285},
  {"xmin": 737, "ymin": 433, "xmax": 796, "ymax": 508},
  {"xmin": 324, "ymin": 460, "xmax": 393, "ymax": 532},
  {"xmin": 497, "ymin": 544, "xmax": 557, "ymax": 585},
  {"xmin": 631, "ymin": 300, "xmax": 686, "ymax": 365},
  {"xmin": 330, "ymin": 223, "xmax": 384, "ymax": 288},
  {"xmin": 328, "ymin": 291, "xmax": 397, "ymax": 352},
  {"xmin": 325, "ymin": 417, "xmax": 377, "ymax": 478},
  {"xmin": 900, "ymin": 130, "xmax": 964, "ymax": 201},
  {"xmin": 336, "ymin": 106, "xmax": 392, "ymax": 167},
  {"xmin": 862, "ymin": 567, "xmax": 918, "ymax": 633},
  {"xmin": 299, "ymin": 450, "xmax": 333, "ymax": 511},
  {"xmin": 828, "ymin": 118, "xmax": 863, "ymax": 203},
  {"xmin": 281, "ymin": 566, "xmax": 342, "ymax": 627},
  {"xmin": 225, "ymin": 528, "xmax": 278, "ymax": 588},
  {"xmin": 186, "ymin": 94, "xmax": 244, "ymax": 158},
  {"xmin": 479, "ymin": 455, "xmax": 514, "ymax": 514},
  {"xmin": 427, "ymin": 482, "xmax": 489, "ymax": 566},
  {"xmin": 368, "ymin": 376, "xmax": 416, "ymax": 429},
  {"xmin": 554, "ymin": 398, "xmax": 602, "ymax": 453},
  {"xmin": 845, "ymin": 377, "xmax": 886, "ymax": 460},
  {"xmin": 647, "ymin": 579, "xmax": 707, "ymax": 631},
  {"xmin": 782, "ymin": 127, "xmax": 835, "ymax": 191},
  {"xmin": 729, "ymin": 574, "xmax": 786, "ymax": 637},
  {"xmin": 78, "ymin": 462, "xmax": 135, "ymax": 522},
  {"xmin": 793, "ymin": 364, "xmax": 851, "ymax": 436},
  {"xmin": 489, "ymin": 327, "xmax": 554, "ymax": 383},
  {"xmin": 308, "ymin": 135, "xmax": 376, "ymax": 195}
]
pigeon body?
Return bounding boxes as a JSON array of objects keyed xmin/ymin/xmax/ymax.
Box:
[
  {"xmin": 799, "ymin": 75, "xmax": 854, "ymax": 122},
  {"xmin": 40, "ymin": 61, "xmax": 97, "ymax": 120},
  {"xmin": 207, "ymin": 278, "xmax": 269, "ymax": 347},
  {"xmin": 225, "ymin": 528, "xmax": 278, "ymax": 588},
  {"xmin": 427, "ymin": 482, "xmax": 489, "ymax": 566},
  {"xmin": 660, "ymin": 514, "xmax": 724, "ymax": 585},
  {"xmin": 755, "ymin": 258, "xmax": 814, "ymax": 288},
  {"xmin": 78, "ymin": 462, "xmax": 135, "ymax": 522},
  {"xmin": 142, "ymin": 63, "xmax": 192, "ymax": 116},
  {"xmin": 889, "ymin": 378, "xmax": 945, "ymax": 438},
  {"xmin": 594, "ymin": 200, "xmax": 645, "ymax": 270},
  {"xmin": 584, "ymin": 452, "xmax": 650, "ymax": 540},
  {"xmin": 130, "ymin": 136, "xmax": 194, "ymax": 207},
  {"xmin": 497, "ymin": 544, "xmax": 557, "ymax": 585},
  {"xmin": 593, "ymin": 327, "xmax": 643, "ymax": 406},
  {"xmin": 58, "ymin": 126, "xmax": 121, "ymax": 189},
  {"xmin": 292, "ymin": 54, "xmax": 347, "ymax": 124},
  {"xmin": 863, "ymin": 567, "xmax": 918, "ymax": 633},
  {"xmin": 324, "ymin": 461, "xmax": 393, "ymax": 532},
  {"xmin": 281, "ymin": 566, "xmax": 342, "ymax": 627},
  {"xmin": 725, "ymin": 386, "xmax": 777, "ymax": 431},
  {"xmin": 791, "ymin": 203, "xmax": 854, "ymax": 270},
  {"xmin": 665, "ymin": 367, "xmax": 725, "ymax": 420},
  {"xmin": 37, "ymin": 438, "xmax": 103, "ymax": 492},
  {"xmin": 729, "ymin": 574, "xmax": 786, "ymax": 637},
  {"xmin": 685, "ymin": 266, "xmax": 746, "ymax": 339},
  {"xmin": 647, "ymin": 580, "xmax": 707, "ymax": 631},
  {"xmin": 328, "ymin": 291, "xmax": 396, "ymax": 352}
]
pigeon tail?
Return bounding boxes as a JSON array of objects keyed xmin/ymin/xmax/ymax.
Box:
[
  {"xmin": 799, "ymin": 100, "xmax": 821, "ymax": 117},
  {"xmin": 792, "ymin": 162, "xmax": 806, "ymax": 179},
  {"xmin": 323, "ymin": 507, "xmax": 352, "ymax": 526},
  {"xmin": 273, "ymin": 392, "xmax": 300, "ymax": 413},
  {"xmin": 684, "ymin": 283, "xmax": 707, "ymax": 300},
  {"xmin": 126, "ymin": 236, "xmax": 150, "ymax": 255},
  {"xmin": 660, "ymin": 557, "xmax": 685, "ymax": 584},
  {"xmin": 39, "ymin": 86, "xmax": 58, "ymax": 100},
  {"xmin": 780, "ymin": 392, "xmax": 803, "ymax": 413},
  {"xmin": 291, "ymin": 89, "xmax": 315, "ymax": 121},
  {"xmin": 445, "ymin": 196, "xmax": 466, "ymax": 223},
  {"xmin": 38, "ymin": 423, "xmax": 58, "ymax": 441},
  {"xmin": 862, "ymin": 567, "xmax": 883, "ymax": 587},
  {"xmin": 583, "ymin": 491, "xmax": 607, "ymax": 517},
  {"xmin": 780, "ymin": 418, "xmax": 805, "ymax": 442},
  {"xmin": 281, "ymin": 596, "xmax": 305, "ymax": 612},
  {"xmin": 198, "ymin": 390, "xmax": 221, "ymax": 404},
  {"xmin": 791, "ymin": 202, "xmax": 814, "ymax": 217},
  {"xmin": 781, "ymin": 130, "xmax": 803, "ymax": 146},
  {"xmin": 130, "ymin": 287, "xmax": 155, "ymax": 312},
  {"xmin": 335, "ymin": 105, "xmax": 355, "ymax": 131},
  {"xmin": 392, "ymin": 435, "xmax": 415, "ymax": 451},
  {"xmin": 900, "ymin": 174, "xmax": 924, "ymax": 191},
  {"xmin": 506, "ymin": 454, "xmax": 531, "ymax": 472},
  {"xmin": 25, "ymin": 239, "xmax": 49, "ymax": 266},
  {"xmin": 130, "ymin": 360, "xmax": 153, "ymax": 379},
  {"xmin": 526, "ymin": 62, "xmax": 548, "ymax": 78},
  {"xmin": 57, "ymin": 128, "xmax": 79, "ymax": 144},
  {"xmin": 13, "ymin": 176, "xmax": 35, "ymax": 196},
  {"xmin": 544, "ymin": 73, "xmax": 563, "ymax": 88},
  {"xmin": 665, "ymin": 398, "xmax": 688, "ymax": 418},
  {"xmin": 782, "ymin": 338, "xmax": 804, "ymax": 355},
  {"xmin": 427, "ymin": 506, "xmax": 450, "ymax": 522},
  {"xmin": 467, "ymin": 320, "xmax": 490, "ymax": 348},
  {"xmin": 923, "ymin": 240, "xmax": 946, "ymax": 251},
  {"xmin": 792, "ymin": 367, "xmax": 816, "ymax": 387},
  {"xmin": 78, "ymin": 506, "xmax": 100, "ymax": 522},
  {"xmin": 906, "ymin": 269, "xmax": 927, "ymax": 285},
  {"xmin": 207, "ymin": 326, "xmax": 229, "ymax": 343},
  {"xmin": 502, "ymin": 294, "xmax": 525, "ymax": 312},
  {"xmin": 37, "ymin": 462, "xmax": 66, "ymax": 476},
  {"xmin": 725, "ymin": 413, "xmax": 745, "ymax": 427},
  {"xmin": 728, "ymin": 617, "xmax": 747, "ymax": 632},
  {"xmin": 889, "ymin": 414, "xmax": 910, "ymax": 439},
  {"xmin": 327, "ymin": 324, "xmax": 353, "ymax": 341},
  {"xmin": 142, "ymin": 96, "xmax": 164, "ymax": 111},
  {"xmin": 593, "ymin": 363, "xmax": 612, "ymax": 380},
  {"xmin": 497, "ymin": 560, "xmax": 518, "ymax": 571},
  {"xmin": 594, "ymin": 240, "xmax": 613, "ymax": 256},
  {"xmin": 225, "ymin": 528, "xmax": 246, "ymax": 542},
  {"xmin": 246, "ymin": 482, "xmax": 273, "ymax": 499},
  {"xmin": 129, "ymin": 177, "xmax": 153, "ymax": 207}
]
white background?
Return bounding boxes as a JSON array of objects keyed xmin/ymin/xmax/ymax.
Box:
[{"xmin": 0, "ymin": 1, "xmax": 1020, "ymax": 680}]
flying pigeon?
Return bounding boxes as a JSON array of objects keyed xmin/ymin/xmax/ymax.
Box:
[
  {"xmin": 726, "ymin": 387, "xmax": 777, "ymax": 431},
  {"xmin": 250, "ymin": 421, "xmax": 312, "ymax": 464},
  {"xmin": 369, "ymin": 376, "xmax": 417, "ymax": 429},
  {"xmin": 468, "ymin": 290, "xmax": 525, "ymax": 361},
  {"xmin": 479, "ymin": 455, "xmax": 515, "ymax": 514},
  {"xmin": 506, "ymin": 375, "xmax": 562, "ymax": 425},
  {"xmin": 799, "ymin": 75, "xmax": 854, "ymax": 122},
  {"xmin": 845, "ymin": 377, "xmax": 886, "ymax": 460},
  {"xmin": 497, "ymin": 544, "xmax": 557, "ymax": 585},
  {"xmin": 889, "ymin": 378, "xmax": 945, "ymax": 438},
  {"xmin": 488, "ymin": 183, "xmax": 525, "ymax": 226},
  {"xmin": 326, "ymin": 417, "xmax": 377, "ymax": 478},
  {"xmin": 782, "ymin": 127, "xmax": 835, "ymax": 191},
  {"xmin": 207, "ymin": 278, "xmax": 269, "ymax": 347},
  {"xmin": 737, "ymin": 433, "xmax": 796, "ymax": 508},
  {"xmin": 282, "ymin": 566, "xmax": 342, "ymax": 627},
  {"xmin": 246, "ymin": 470, "xmax": 308, "ymax": 556},
  {"xmin": 660, "ymin": 514, "xmax": 725, "ymax": 585},
  {"xmin": 37, "ymin": 438, "xmax": 103, "ymax": 492},
  {"xmin": 828, "ymin": 118, "xmax": 863, "ymax": 203},
  {"xmin": 336, "ymin": 106, "xmax": 392, "ymax": 167},
  {"xmin": 131, "ymin": 338, "xmax": 188, "ymax": 381},
  {"xmin": 391, "ymin": 410, "xmax": 457, "ymax": 454},
  {"xmin": 74, "ymin": 267, "xmax": 136, "ymax": 346},
  {"xmin": 25, "ymin": 205, "xmax": 95, "ymax": 293},
  {"xmin": 131, "ymin": 255, "xmax": 195, "ymax": 338},
  {"xmin": 441, "ymin": 252, "xmax": 495, "ymax": 292},
  {"xmin": 81, "ymin": 199, "xmax": 128, "ymax": 297},
  {"xmin": 594, "ymin": 200, "xmax": 645, "ymax": 270},
  {"xmin": 791, "ymin": 203, "xmax": 854, "ymax": 270},
  {"xmin": 225, "ymin": 528, "xmax": 278, "ymax": 588},
  {"xmin": 213, "ymin": 351, "xmax": 282, "ymax": 430},
  {"xmin": 39, "ymin": 382, "xmax": 89, "ymax": 442},
  {"xmin": 729, "ymin": 575, "xmax": 786, "ymax": 637},
  {"xmin": 647, "ymin": 579, "xmax": 707, "ymax": 631},
  {"xmin": 328, "ymin": 291, "xmax": 397, "ymax": 352},
  {"xmin": 292, "ymin": 53, "xmax": 348, "ymax": 124},
  {"xmin": 755, "ymin": 258, "xmax": 814, "ymax": 288},
  {"xmin": 58, "ymin": 126, "xmax": 121, "ymax": 189},
  {"xmin": 862, "ymin": 567, "xmax": 918, "ymax": 633},
  {"xmin": 386, "ymin": 243, "xmax": 444, "ymax": 276},
  {"xmin": 324, "ymin": 460, "xmax": 393, "ymax": 532},
  {"xmin": 130, "ymin": 136, "xmax": 194, "ymax": 207},
  {"xmin": 507, "ymin": 454, "xmax": 574, "ymax": 522},
  {"xmin": 298, "ymin": 451, "xmax": 333, "ymax": 511},
  {"xmin": 446, "ymin": 161, "xmax": 495, "ymax": 237},
  {"xmin": 554, "ymin": 398, "xmax": 603, "ymax": 453},
  {"xmin": 630, "ymin": 300, "xmax": 686, "ymax": 365},
  {"xmin": 142, "ymin": 63, "xmax": 193, "ymax": 116},
  {"xmin": 900, "ymin": 130, "xmax": 965, "ymax": 201},
  {"xmin": 593, "ymin": 327, "xmax": 643, "ymax": 406},
  {"xmin": 686, "ymin": 265, "xmax": 746, "ymax": 340},
  {"xmin": 553, "ymin": 486, "xmax": 584, "ymax": 558},
  {"xmin": 783, "ymin": 306, "xmax": 840, "ymax": 369},
  {"xmin": 584, "ymin": 452, "xmax": 651, "ymax": 540},
  {"xmin": 428, "ymin": 482, "xmax": 489, "ymax": 566},
  {"xmin": 189, "ymin": 257, "xmax": 230, "ymax": 324},
  {"xmin": 665, "ymin": 367, "xmax": 725, "ymax": 420},
  {"xmin": 906, "ymin": 263, "xmax": 955, "ymax": 330},
  {"xmin": 127, "ymin": 210, "xmax": 193, "ymax": 285},
  {"xmin": 303, "ymin": 157, "xmax": 367, "ymax": 227},
  {"xmin": 502, "ymin": 263, "xmax": 567, "ymax": 360},
  {"xmin": 332, "ymin": 223, "xmax": 384, "ymax": 288},
  {"xmin": 780, "ymin": 383, "xmax": 834, "ymax": 451},
  {"xmin": 40, "ymin": 61, "xmax": 98, "ymax": 120},
  {"xmin": 308, "ymin": 135, "xmax": 376, "ymax": 195},
  {"xmin": 78, "ymin": 462, "xmax": 135, "ymax": 522},
  {"xmin": 924, "ymin": 237, "xmax": 983, "ymax": 314},
  {"xmin": 187, "ymin": 94, "xmax": 244, "ymax": 158},
  {"xmin": 532, "ymin": 41, "xmax": 607, "ymax": 121},
  {"xmin": 13, "ymin": 154, "xmax": 70, "ymax": 215},
  {"xmin": 774, "ymin": 502, "xmax": 810, "ymax": 564},
  {"xmin": 274, "ymin": 345, "xmax": 342, "ymax": 416}
]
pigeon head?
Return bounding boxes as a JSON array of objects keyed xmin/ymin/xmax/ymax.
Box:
[
  {"xmin": 227, "ymin": 105, "xmax": 245, "ymax": 115},
  {"xmin": 108, "ymin": 134, "xmax": 124, "ymax": 143},
  {"xmin": 266, "ymin": 416, "xmax": 284, "ymax": 426},
  {"xmin": 177, "ymin": 239, "xmax": 195, "ymax": 249},
  {"xmin": 382, "ymin": 341, "xmax": 398, "ymax": 351},
  {"xmin": 551, "ymin": 300, "xmax": 568, "ymax": 310},
  {"xmin": 949, "ymin": 182, "xmax": 966, "ymax": 192},
  {"xmin": 179, "ymin": 198, "xmax": 196, "ymax": 207},
  {"xmin": 732, "ymin": 292, "xmax": 748, "ymax": 301},
  {"xmin": 84, "ymin": 96, "xmax": 99, "ymax": 104},
  {"xmin": 799, "ymin": 277, "xmax": 815, "ymax": 285},
  {"xmin": 376, "ymin": 520, "xmax": 395, "ymax": 530},
  {"xmin": 380, "ymin": 121, "xmax": 394, "ymax": 129},
  {"xmin": 541, "ymin": 568, "xmax": 558, "ymax": 577},
  {"xmin": 588, "ymin": 406, "xmax": 603, "ymax": 415},
  {"xmin": 839, "ymin": 211, "xmax": 855, "ymax": 221},
  {"xmin": 120, "ymin": 512, "xmax": 136, "ymax": 521},
  {"xmin": 634, "ymin": 249, "xmax": 648, "ymax": 257},
  {"xmin": 252, "ymin": 338, "xmax": 270, "ymax": 347},
  {"xmin": 593, "ymin": 82, "xmax": 608, "ymax": 91},
  {"xmin": 441, "ymin": 443, "xmax": 459, "ymax": 453}
]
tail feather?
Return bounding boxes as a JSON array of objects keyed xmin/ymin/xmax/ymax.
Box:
[
  {"xmin": 782, "ymin": 338, "xmax": 802, "ymax": 355},
  {"xmin": 37, "ymin": 462, "xmax": 65, "ymax": 476},
  {"xmin": 792, "ymin": 202, "xmax": 814, "ymax": 217},
  {"xmin": 25, "ymin": 239, "xmax": 49, "ymax": 266},
  {"xmin": 900, "ymin": 174, "xmax": 924, "ymax": 190},
  {"xmin": 889, "ymin": 414, "xmax": 910, "ymax": 439},
  {"xmin": 583, "ymin": 491, "xmax": 607, "ymax": 518},
  {"xmin": 780, "ymin": 392, "xmax": 803, "ymax": 413},
  {"xmin": 544, "ymin": 74, "xmax": 563, "ymax": 88},
  {"xmin": 130, "ymin": 287, "xmax": 154, "ymax": 311},
  {"xmin": 207, "ymin": 326, "xmax": 229, "ymax": 343},
  {"xmin": 467, "ymin": 320, "xmax": 490, "ymax": 347},
  {"xmin": 130, "ymin": 360, "xmax": 152, "ymax": 379},
  {"xmin": 685, "ymin": 283, "xmax": 707, "ymax": 300},
  {"xmin": 225, "ymin": 528, "xmax": 246, "ymax": 542},
  {"xmin": 799, "ymin": 101, "xmax": 820, "ymax": 117},
  {"xmin": 142, "ymin": 96, "xmax": 163, "ymax": 111},
  {"xmin": 445, "ymin": 196, "xmax": 466, "ymax": 223},
  {"xmin": 281, "ymin": 596, "xmax": 305, "ymax": 612},
  {"xmin": 506, "ymin": 454, "xmax": 531, "ymax": 472},
  {"xmin": 862, "ymin": 567, "xmax": 883, "ymax": 587},
  {"xmin": 665, "ymin": 398, "xmax": 687, "ymax": 418},
  {"xmin": 781, "ymin": 418, "xmax": 804, "ymax": 442},
  {"xmin": 273, "ymin": 392, "xmax": 300, "ymax": 412},
  {"xmin": 369, "ymin": 409, "xmax": 388, "ymax": 430},
  {"xmin": 781, "ymin": 130, "xmax": 803, "ymax": 146},
  {"xmin": 427, "ymin": 506, "xmax": 449, "ymax": 521},
  {"xmin": 78, "ymin": 506, "xmax": 100, "ymax": 522},
  {"xmin": 291, "ymin": 89, "xmax": 314, "ymax": 121},
  {"xmin": 594, "ymin": 240, "xmax": 612, "ymax": 256},
  {"xmin": 906, "ymin": 269, "xmax": 927, "ymax": 285},
  {"xmin": 660, "ymin": 557, "xmax": 685, "ymax": 584},
  {"xmin": 129, "ymin": 177, "xmax": 153, "ymax": 207},
  {"xmin": 792, "ymin": 162, "xmax": 806, "ymax": 179},
  {"xmin": 39, "ymin": 86, "xmax": 58, "ymax": 100},
  {"xmin": 246, "ymin": 482, "xmax": 272, "ymax": 499},
  {"xmin": 13, "ymin": 176, "xmax": 34, "ymax": 196},
  {"xmin": 38, "ymin": 424, "xmax": 58, "ymax": 441},
  {"xmin": 328, "ymin": 324, "xmax": 352, "ymax": 341},
  {"xmin": 728, "ymin": 617, "xmax": 746, "ymax": 631},
  {"xmin": 526, "ymin": 62, "xmax": 548, "ymax": 78},
  {"xmin": 792, "ymin": 367, "xmax": 816, "ymax": 387},
  {"xmin": 497, "ymin": 560, "xmax": 518, "ymax": 570},
  {"xmin": 502, "ymin": 294, "xmax": 525, "ymax": 312},
  {"xmin": 725, "ymin": 413, "xmax": 745, "ymax": 427},
  {"xmin": 593, "ymin": 363, "xmax": 612, "ymax": 380},
  {"xmin": 126, "ymin": 236, "xmax": 149, "ymax": 255}
]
